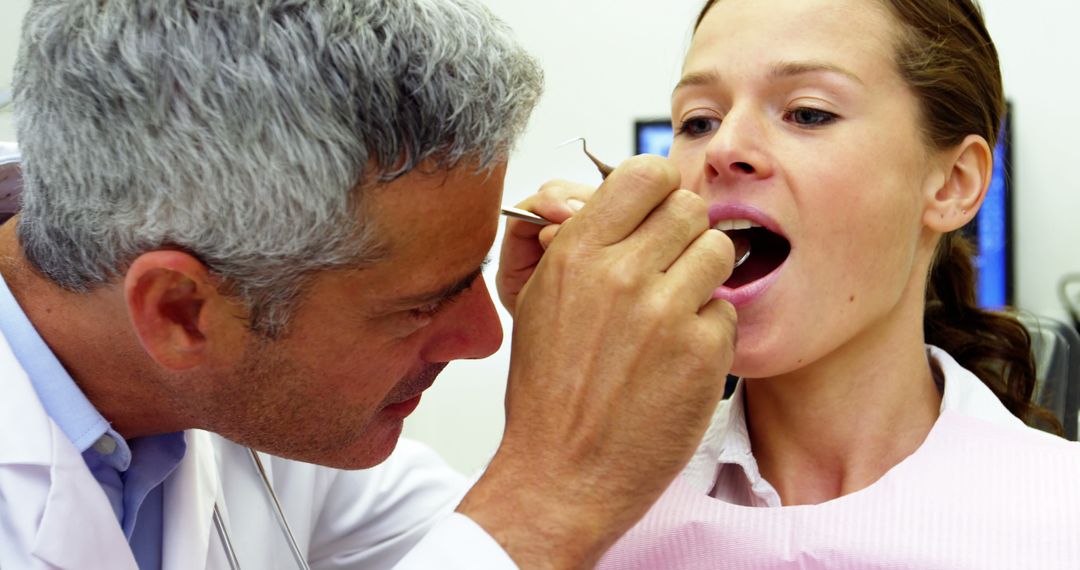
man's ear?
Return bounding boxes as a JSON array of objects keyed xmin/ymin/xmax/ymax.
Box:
[
  {"xmin": 923, "ymin": 134, "xmax": 993, "ymax": 233},
  {"xmin": 124, "ymin": 250, "xmax": 219, "ymax": 371}
]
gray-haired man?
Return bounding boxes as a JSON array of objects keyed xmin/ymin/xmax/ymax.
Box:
[{"xmin": 0, "ymin": 1, "xmax": 736, "ymax": 568}]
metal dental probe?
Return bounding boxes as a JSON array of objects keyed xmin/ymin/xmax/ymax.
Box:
[{"xmin": 500, "ymin": 139, "xmax": 752, "ymax": 269}]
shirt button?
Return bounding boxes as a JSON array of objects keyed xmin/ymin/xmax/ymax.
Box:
[{"xmin": 93, "ymin": 435, "xmax": 118, "ymax": 455}]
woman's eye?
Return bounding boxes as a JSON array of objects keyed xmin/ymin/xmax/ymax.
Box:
[
  {"xmin": 676, "ymin": 116, "xmax": 720, "ymax": 138},
  {"xmin": 786, "ymin": 107, "xmax": 838, "ymax": 127}
]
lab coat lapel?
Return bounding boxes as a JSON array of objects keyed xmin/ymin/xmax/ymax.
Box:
[
  {"xmin": 32, "ymin": 422, "xmax": 139, "ymax": 569},
  {"xmin": 162, "ymin": 429, "xmax": 224, "ymax": 570},
  {"xmin": 0, "ymin": 334, "xmax": 137, "ymax": 569}
]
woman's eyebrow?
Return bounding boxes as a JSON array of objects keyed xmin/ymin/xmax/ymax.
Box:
[
  {"xmin": 673, "ymin": 70, "xmax": 722, "ymax": 95},
  {"xmin": 769, "ymin": 61, "xmax": 864, "ymax": 85},
  {"xmin": 673, "ymin": 61, "xmax": 863, "ymax": 96}
]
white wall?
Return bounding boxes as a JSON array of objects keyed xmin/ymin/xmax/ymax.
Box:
[
  {"xmin": 0, "ymin": 0, "xmax": 30, "ymax": 140},
  {"xmin": 2, "ymin": 1, "xmax": 1078, "ymax": 475}
]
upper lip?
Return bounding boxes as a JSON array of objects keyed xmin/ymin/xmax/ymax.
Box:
[
  {"xmin": 388, "ymin": 363, "xmax": 447, "ymax": 405},
  {"xmin": 707, "ymin": 203, "xmax": 788, "ymax": 240}
]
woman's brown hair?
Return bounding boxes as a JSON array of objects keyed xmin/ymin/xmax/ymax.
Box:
[{"xmin": 694, "ymin": 0, "xmax": 1061, "ymax": 433}]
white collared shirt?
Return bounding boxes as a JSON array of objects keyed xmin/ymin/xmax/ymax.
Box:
[{"xmin": 680, "ymin": 345, "xmax": 1028, "ymax": 508}]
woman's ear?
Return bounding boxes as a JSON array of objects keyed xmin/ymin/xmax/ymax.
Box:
[
  {"xmin": 923, "ymin": 134, "xmax": 993, "ymax": 233},
  {"xmin": 124, "ymin": 250, "xmax": 220, "ymax": 370}
]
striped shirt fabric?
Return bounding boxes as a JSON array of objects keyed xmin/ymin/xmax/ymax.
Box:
[{"xmin": 597, "ymin": 347, "xmax": 1080, "ymax": 569}]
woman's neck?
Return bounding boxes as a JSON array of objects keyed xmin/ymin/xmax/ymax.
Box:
[{"xmin": 744, "ymin": 290, "xmax": 942, "ymax": 506}]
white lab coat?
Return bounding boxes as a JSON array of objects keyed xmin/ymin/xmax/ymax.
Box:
[{"xmin": 0, "ymin": 330, "xmax": 517, "ymax": 569}]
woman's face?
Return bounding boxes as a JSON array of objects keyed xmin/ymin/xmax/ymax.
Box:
[{"xmin": 670, "ymin": 0, "xmax": 941, "ymax": 377}]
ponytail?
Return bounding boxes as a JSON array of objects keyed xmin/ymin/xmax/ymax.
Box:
[{"xmin": 925, "ymin": 232, "xmax": 1063, "ymax": 434}]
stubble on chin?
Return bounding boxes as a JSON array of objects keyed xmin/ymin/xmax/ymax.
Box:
[{"xmin": 195, "ymin": 337, "xmax": 381, "ymax": 467}]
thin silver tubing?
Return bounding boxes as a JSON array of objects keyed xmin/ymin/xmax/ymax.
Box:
[
  {"xmin": 212, "ymin": 503, "xmax": 243, "ymax": 570},
  {"xmin": 248, "ymin": 448, "xmax": 312, "ymax": 570}
]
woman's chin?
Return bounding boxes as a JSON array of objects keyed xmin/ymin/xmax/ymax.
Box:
[
  {"xmin": 729, "ymin": 333, "xmax": 804, "ymax": 380},
  {"xmin": 730, "ymin": 349, "xmax": 772, "ymax": 379}
]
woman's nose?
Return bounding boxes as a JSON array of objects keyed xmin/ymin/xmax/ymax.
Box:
[{"xmin": 702, "ymin": 109, "xmax": 774, "ymax": 185}]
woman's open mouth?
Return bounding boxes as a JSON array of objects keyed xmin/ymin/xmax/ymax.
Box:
[
  {"xmin": 708, "ymin": 205, "xmax": 791, "ymax": 306},
  {"xmin": 718, "ymin": 224, "xmax": 791, "ymax": 288}
]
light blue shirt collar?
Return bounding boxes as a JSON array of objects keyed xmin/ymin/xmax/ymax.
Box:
[
  {"xmin": 0, "ymin": 272, "xmax": 131, "ymax": 470},
  {"xmin": 0, "ymin": 270, "xmax": 186, "ymax": 568}
]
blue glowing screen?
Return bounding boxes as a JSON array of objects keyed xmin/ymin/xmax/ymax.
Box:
[
  {"xmin": 968, "ymin": 128, "xmax": 1011, "ymax": 309},
  {"xmin": 635, "ymin": 118, "xmax": 1012, "ymax": 309}
]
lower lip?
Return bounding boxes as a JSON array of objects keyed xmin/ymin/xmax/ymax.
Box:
[
  {"xmin": 712, "ymin": 261, "xmax": 787, "ymax": 308},
  {"xmin": 384, "ymin": 395, "xmax": 422, "ymax": 417}
]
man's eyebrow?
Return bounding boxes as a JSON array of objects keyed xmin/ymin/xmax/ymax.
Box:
[
  {"xmin": 397, "ymin": 257, "xmax": 490, "ymax": 307},
  {"xmin": 672, "ymin": 61, "xmax": 863, "ymax": 95}
]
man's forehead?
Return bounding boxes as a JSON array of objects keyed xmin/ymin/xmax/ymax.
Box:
[
  {"xmin": 358, "ymin": 163, "xmax": 504, "ymax": 302},
  {"xmin": 366, "ymin": 162, "xmax": 504, "ymax": 231}
]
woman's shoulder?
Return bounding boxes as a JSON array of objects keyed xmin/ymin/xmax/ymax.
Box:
[
  {"xmin": 931, "ymin": 346, "xmax": 1078, "ymax": 452},
  {"xmin": 933, "ymin": 410, "xmax": 1080, "ymax": 472},
  {"xmin": 901, "ymin": 412, "xmax": 1080, "ymax": 523}
]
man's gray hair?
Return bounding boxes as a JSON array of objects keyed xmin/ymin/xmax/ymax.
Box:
[{"xmin": 13, "ymin": 0, "xmax": 543, "ymax": 336}]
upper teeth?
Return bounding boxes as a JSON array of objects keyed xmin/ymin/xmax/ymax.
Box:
[{"xmin": 713, "ymin": 219, "xmax": 761, "ymax": 231}]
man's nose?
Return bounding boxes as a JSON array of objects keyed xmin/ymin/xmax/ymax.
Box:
[{"xmin": 420, "ymin": 276, "xmax": 504, "ymax": 363}]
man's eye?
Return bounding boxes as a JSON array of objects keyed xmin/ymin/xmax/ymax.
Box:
[
  {"xmin": 410, "ymin": 300, "xmax": 445, "ymax": 321},
  {"xmin": 786, "ymin": 107, "xmax": 839, "ymax": 127},
  {"xmin": 676, "ymin": 116, "xmax": 721, "ymax": 138},
  {"xmin": 408, "ymin": 293, "xmax": 465, "ymax": 325}
]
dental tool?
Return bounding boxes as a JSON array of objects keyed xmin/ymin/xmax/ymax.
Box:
[
  {"xmin": 559, "ymin": 137, "xmax": 615, "ymax": 178},
  {"xmin": 499, "ymin": 206, "xmax": 551, "ymax": 225},
  {"xmin": 500, "ymin": 139, "xmax": 751, "ymax": 269}
]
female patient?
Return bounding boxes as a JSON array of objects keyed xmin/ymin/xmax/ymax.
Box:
[{"xmin": 502, "ymin": 0, "xmax": 1080, "ymax": 567}]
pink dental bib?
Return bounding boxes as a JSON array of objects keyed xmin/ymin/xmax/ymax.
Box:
[{"xmin": 597, "ymin": 411, "xmax": 1080, "ymax": 569}]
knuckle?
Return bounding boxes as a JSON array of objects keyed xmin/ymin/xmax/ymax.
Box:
[
  {"xmin": 620, "ymin": 155, "xmax": 680, "ymax": 189},
  {"xmin": 667, "ymin": 190, "xmax": 709, "ymax": 231},
  {"xmin": 602, "ymin": 257, "xmax": 645, "ymax": 293},
  {"xmin": 715, "ymin": 299, "xmax": 738, "ymax": 325},
  {"xmin": 670, "ymin": 188, "xmax": 706, "ymax": 213},
  {"xmin": 635, "ymin": 299, "xmax": 666, "ymax": 327},
  {"xmin": 676, "ymin": 338, "xmax": 722, "ymax": 376},
  {"xmin": 696, "ymin": 301, "xmax": 737, "ymax": 338},
  {"xmin": 542, "ymin": 246, "xmax": 577, "ymax": 274},
  {"xmin": 658, "ymin": 191, "xmax": 707, "ymax": 236},
  {"xmin": 704, "ymin": 228, "xmax": 736, "ymax": 262},
  {"xmin": 645, "ymin": 292, "xmax": 680, "ymax": 322},
  {"xmin": 657, "ymin": 210, "xmax": 695, "ymax": 244},
  {"xmin": 680, "ymin": 236, "xmax": 724, "ymax": 282},
  {"xmin": 688, "ymin": 326, "xmax": 734, "ymax": 370},
  {"xmin": 536, "ymin": 179, "xmax": 574, "ymax": 199}
]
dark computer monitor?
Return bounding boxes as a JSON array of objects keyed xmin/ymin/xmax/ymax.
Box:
[
  {"xmin": 0, "ymin": 162, "xmax": 19, "ymax": 226},
  {"xmin": 634, "ymin": 113, "xmax": 1014, "ymax": 309}
]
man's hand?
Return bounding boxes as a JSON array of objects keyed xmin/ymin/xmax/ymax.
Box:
[
  {"xmin": 460, "ymin": 155, "xmax": 738, "ymax": 569},
  {"xmin": 496, "ymin": 179, "xmax": 595, "ymax": 317}
]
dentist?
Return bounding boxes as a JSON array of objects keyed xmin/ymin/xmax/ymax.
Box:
[{"xmin": 0, "ymin": 1, "xmax": 737, "ymax": 569}]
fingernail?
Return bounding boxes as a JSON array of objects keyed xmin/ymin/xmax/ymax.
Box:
[{"xmin": 567, "ymin": 198, "xmax": 585, "ymax": 211}]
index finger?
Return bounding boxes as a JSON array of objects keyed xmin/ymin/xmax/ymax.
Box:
[{"xmin": 559, "ymin": 155, "xmax": 682, "ymax": 246}]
